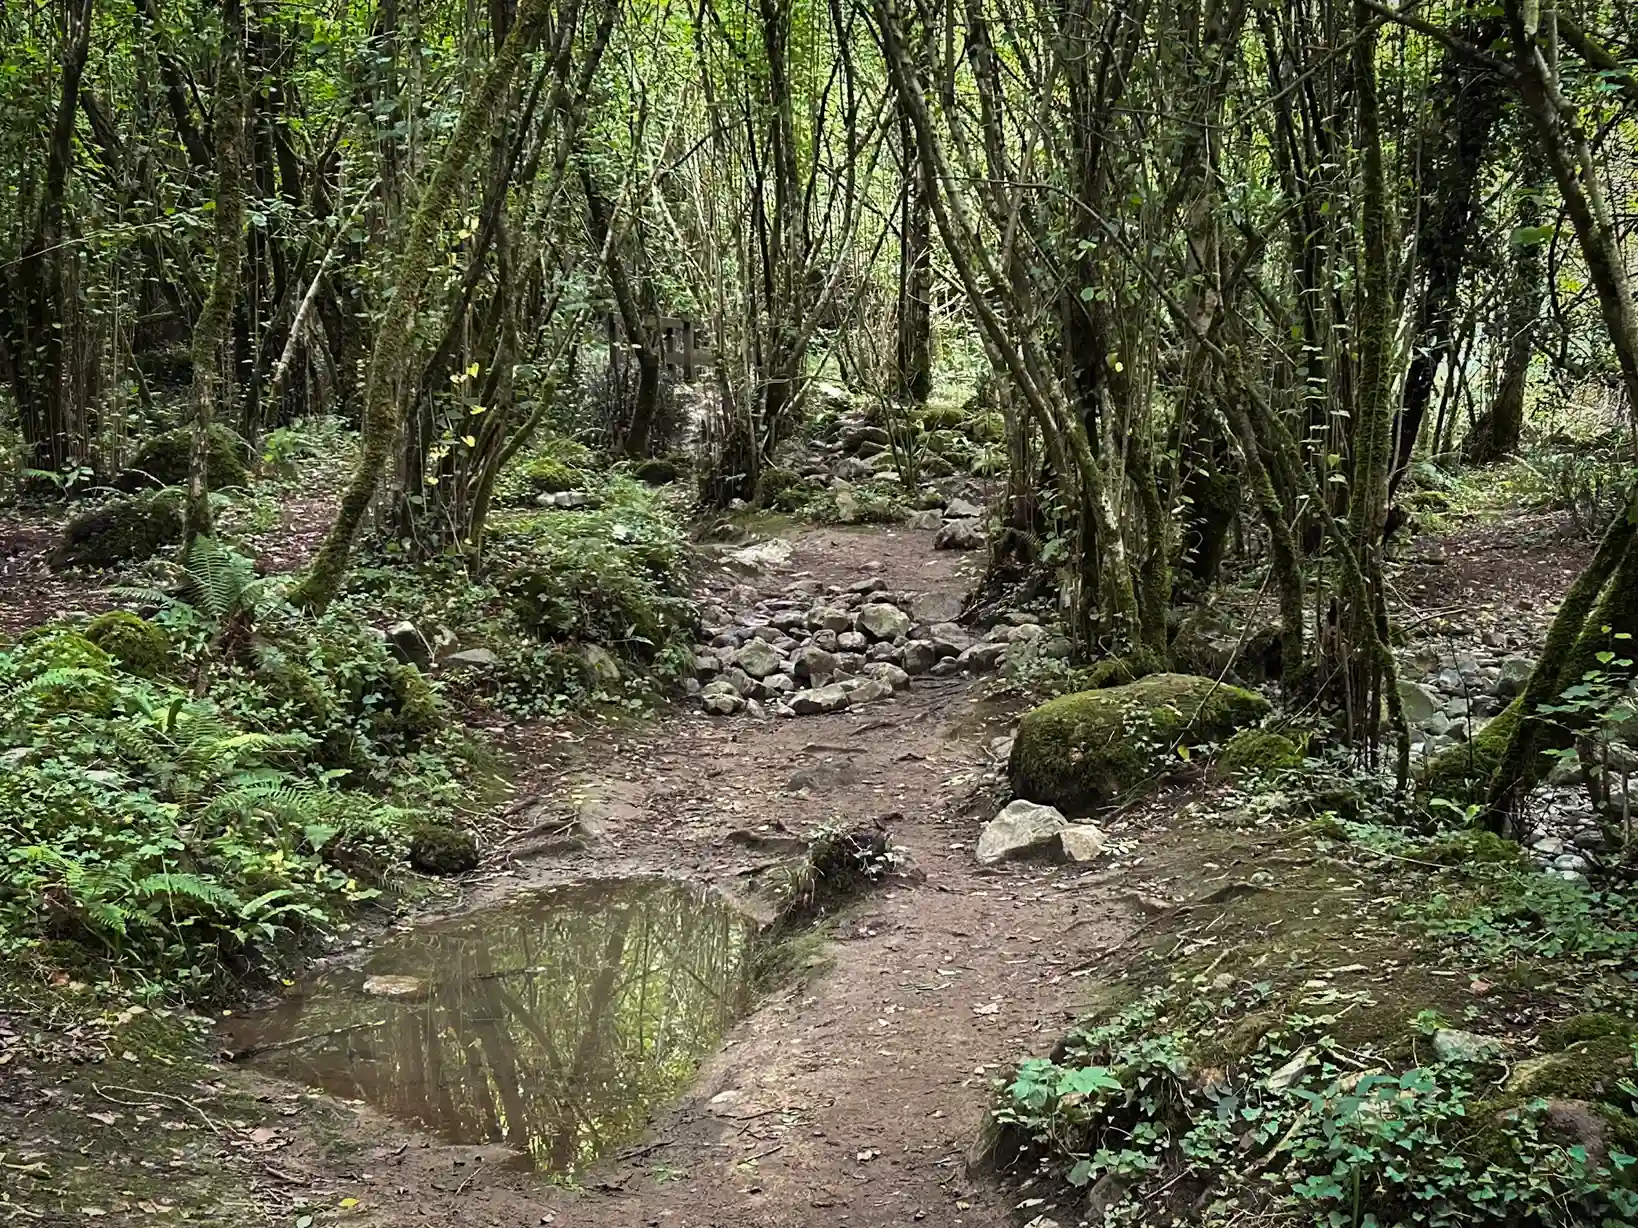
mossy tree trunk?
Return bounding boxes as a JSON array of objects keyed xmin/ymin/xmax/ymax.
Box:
[
  {"xmin": 290, "ymin": 0, "xmax": 553, "ymax": 612},
  {"xmin": 1466, "ymin": 165, "xmax": 1545, "ymax": 464},
  {"xmin": 1477, "ymin": 0, "xmax": 1638, "ymax": 828},
  {"xmin": 186, "ymin": 0, "xmax": 248, "ymax": 541}
]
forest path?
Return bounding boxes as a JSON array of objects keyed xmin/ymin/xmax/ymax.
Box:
[{"xmin": 318, "ymin": 522, "xmax": 1140, "ymax": 1228}]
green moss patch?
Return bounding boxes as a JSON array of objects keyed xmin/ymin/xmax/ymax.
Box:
[
  {"xmin": 84, "ymin": 611, "xmax": 172, "ymax": 679},
  {"xmin": 1216, "ymin": 728, "xmax": 1304, "ymax": 778}
]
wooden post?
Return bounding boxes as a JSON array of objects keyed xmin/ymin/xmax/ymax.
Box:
[{"xmin": 682, "ymin": 319, "xmax": 695, "ymax": 382}]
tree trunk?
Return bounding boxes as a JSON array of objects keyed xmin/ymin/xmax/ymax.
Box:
[
  {"xmin": 290, "ymin": 0, "xmax": 554, "ymax": 612},
  {"xmin": 186, "ymin": 0, "xmax": 249, "ymax": 541},
  {"xmin": 1466, "ymin": 179, "xmax": 1544, "ymax": 463}
]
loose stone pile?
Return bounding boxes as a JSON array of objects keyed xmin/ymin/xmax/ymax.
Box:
[
  {"xmin": 691, "ymin": 580, "xmax": 1070, "ymax": 718},
  {"xmin": 1397, "ymin": 647, "xmax": 1536, "ymax": 759}
]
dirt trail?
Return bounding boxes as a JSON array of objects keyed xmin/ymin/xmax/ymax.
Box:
[{"xmin": 274, "ymin": 523, "xmax": 1140, "ymax": 1228}]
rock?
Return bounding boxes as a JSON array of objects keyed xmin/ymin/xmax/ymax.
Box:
[
  {"xmin": 1532, "ymin": 836, "xmax": 1567, "ymax": 857},
  {"xmin": 1432, "ymin": 1028, "xmax": 1505, "ymax": 1064},
  {"xmin": 809, "ymin": 629, "xmax": 838, "ymax": 652},
  {"xmin": 1058, "ymin": 824, "xmax": 1107, "ymax": 862},
  {"xmin": 722, "ymin": 667, "xmax": 757, "ymax": 697},
  {"xmin": 1424, "ymin": 712, "xmax": 1452, "ymax": 738},
  {"xmin": 772, "ymin": 609, "xmax": 810, "ymax": 633},
  {"xmin": 944, "ymin": 496, "xmax": 983, "ymax": 519},
  {"xmin": 791, "ymin": 683, "xmax": 852, "ymax": 715},
  {"xmin": 745, "ymin": 698, "xmax": 768, "ymax": 719},
  {"xmin": 729, "ymin": 539, "xmax": 795, "ymax": 574},
  {"xmin": 1548, "ymin": 749, "xmax": 1584, "ymax": 786},
  {"xmin": 386, "ymin": 622, "xmax": 432, "ymax": 671},
  {"xmin": 443, "ymin": 646, "xmax": 501, "ymax": 670},
  {"xmin": 901, "ymin": 641, "xmax": 938, "ymax": 675},
  {"xmin": 864, "ymin": 662, "xmax": 910, "ymax": 690},
  {"xmin": 1010, "ymin": 673, "xmax": 1270, "ymax": 810},
  {"xmin": 837, "ymin": 630, "xmax": 868, "ymax": 653},
  {"xmin": 1398, "ymin": 680, "xmax": 1442, "ymax": 726},
  {"xmin": 407, "ymin": 822, "xmax": 479, "ymax": 875},
  {"xmin": 581, "ymin": 643, "xmax": 621, "ymax": 685},
  {"xmin": 51, "ymin": 490, "xmax": 185, "ymax": 571},
  {"xmin": 1443, "ymin": 697, "xmax": 1470, "ymax": 720},
  {"xmin": 810, "ymin": 606, "xmax": 854, "ymax": 633},
  {"xmin": 1482, "ymin": 628, "xmax": 1506, "ymax": 648},
  {"xmin": 1554, "ymin": 852, "xmax": 1590, "ymax": 874},
  {"xmin": 793, "ymin": 645, "xmax": 839, "ymax": 683},
  {"xmin": 958, "ymin": 642, "xmax": 1009, "ymax": 671},
  {"xmin": 543, "ymin": 490, "xmax": 602, "ymax": 509},
  {"xmin": 761, "ymin": 673, "xmax": 797, "ymax": 696},
  {"xmin": 362, "ymin": 975, "xmax": 429, "ymax": 1001},
  {"xmin": 934, "ymin": 519, "xmax": 984, "ymax": 551},
  {"xmin": 910, "ymin": 591, "xmax": 965, "ymax": 623},
  {"xmin": 1496, "ymin": 655, "xmax": 1536, "ymax": 699},
  {"xmin": 1436, "ymin": 668, "xmax": 1464, "ymax": 693},
  {"xmin": 703, "ymin": 691, "xmax": 744, "ymax": 715},
  {"xmin": 857, "ymin": 603, "xmax": 912, "ymax": 640},
  {"xmin": 905, "ymin": 509, "xmax": 943, "ymax": 531},
  {"xmin": 1216, "ymin": 729, "xmax": 1304, "ymax": 777},
  {"xmin": 734, "ymin": 640, "xmax": 784, "ymax": 679},
  {"xmin": 976, "ymin": 800, "xmax": 1068, "ymax": 865},
  {"xmin": 848, "ymin": 678, "xmax": 894, "ymax": 706}
]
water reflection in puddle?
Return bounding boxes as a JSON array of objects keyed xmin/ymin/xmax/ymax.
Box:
[{"xmin": 228, "ymin": 878, "xmax": 756, "ymax": 1176}]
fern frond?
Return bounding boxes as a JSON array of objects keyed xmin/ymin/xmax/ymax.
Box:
[
  {"xmin": 181, "ymin": 537, "xmax": 255, "ymax": 621},
  {"xmin": 135, "ymin": 872, "xmax": 242, "ymax": 913}
]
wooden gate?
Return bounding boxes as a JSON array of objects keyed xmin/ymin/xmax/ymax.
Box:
[{"xmin": 606, "ymin": 314, "xmax": 716, "ymax": 382}]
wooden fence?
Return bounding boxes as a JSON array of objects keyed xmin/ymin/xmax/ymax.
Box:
[{"xmin": 606, "ymin": 314, "xmax": 716, "ymax": 381}]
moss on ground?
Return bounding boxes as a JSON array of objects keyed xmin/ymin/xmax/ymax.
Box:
[
  {"xmin": 406, "ymin": 821, "xmax": 479, "ymax": 875},
  {"xmin": 1009, "ymin": 673, "xmax": 1269, "ymax": 810}
]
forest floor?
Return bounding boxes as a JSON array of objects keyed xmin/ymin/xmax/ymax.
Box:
[{"xmin": 0, "ymin": 501, "xmax": 1593, "ymax": 1228}]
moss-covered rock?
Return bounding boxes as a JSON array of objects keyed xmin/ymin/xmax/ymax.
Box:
[
  {"xmin": 1009, "ymin": 673, "xmax": 1271, "ymax": 810},
  {"xmin": 1082, "ymin": 649, "xmax": 1164, "ymax": 689},
  {"xmin": 633, "ymin": 455, "xmax": 685, "ymax": 485},
  {"xmin": 1507, "ymin": 1034, "xmax": 1636, "ymax": 1101},
  {"xmin": 83, "ymin": 611, "xmax": 171, "ymax": 678},
  {"xmin": 370, "ymin": 663, "xmax": 442, "ymax": 746},
  {"xmin": 1216, "ymin": 728, "xmax": 1304, "ymax": 778},
  {"xmin": 1419, "ymin": 829, "xmax": 1530, "ymax": 868},
  {"xmin": 919, "ymin": 403, "xmax": 965, "ymax": 432},
  {"xmin": 50, "ymin": 490, "xmax": 185, "ymax": 571},
  {"xmin": 1420, "ymin": 699, "xmax": 1522, "ymax": 805},
  {"xmin": 521, "ymin": 437, "xmax": 594, "ymax": 494},
  {"xmin": 117, "ymin": 425, "xmax": 250, "ymax": 492},
  {"xmin": 1541, "ymin": 1013, "xmax": 1638, "ymax": 1054},
  {"xmin": 407, "ymin": 822, "xmax": 479, "ymax": 875},
  {"xmin": 8, "ymin": 630, "xmax": 116, "ymax": 715}
]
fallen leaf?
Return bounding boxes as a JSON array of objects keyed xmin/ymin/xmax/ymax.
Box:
[
  {"xmin": 248, "ymin": 1127, "xmax": 280, "ymax": 1146},
  {"xmin": 855, "ymin": 1148, "xmax": 879, "ymax": 1162},
  {"xmin": 971, "ymin": 1003, "xmax": 1000, "ymax": 1016},
  {"xmin": 338, "ymin": 1198, "xmax": 359, "ymax": 1209},
  {"xmin": 87, "ymin": 1112, "xmax": 119, "ymax": 1126}
]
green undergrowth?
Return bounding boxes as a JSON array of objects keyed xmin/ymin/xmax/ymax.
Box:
[
  {"xmin": 987, "ymin": 766, "xmax": 1638, "ymax": 1226},
  {"xmin": 335, "ymin": 475, "xmax": 697, "ymax": 718},
  {"xmin": 0, "ymin": 539, "xmax": 476, "ymax": 1000}
]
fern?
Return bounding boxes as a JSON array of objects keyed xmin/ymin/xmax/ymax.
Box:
[{"xmin": 135, "ymin": 872, "xmax": 244, "ymax": 914}]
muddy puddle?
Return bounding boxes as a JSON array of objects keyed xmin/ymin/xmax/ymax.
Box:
[{"xmin": 227, "ymin": 877, "xmax": 757, "ymax": 1177}]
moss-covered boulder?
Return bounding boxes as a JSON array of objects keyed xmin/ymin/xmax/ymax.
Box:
[
  {"xmin": 116, "ymin": 425, "xmax": 250, "ymax": 492},
  {"xmin": 1009, "ymin": 673, "xmax": 1271, "ymax": 810},
  {"xmin": 633, "ymin": 455, "xmax": 684, "ymax": 485},
  {"xmin": 1082, "ymin": 649, "xmax": 1165, "ymax": 689},
  {"xmin": 1507, "ymin": 1034, "xmax": 1636, "ymax": 1101},
  {"xmin": 1420, "ymin": 699, "xmax": 1521, "ymax": 805},
  {"xmin": 1217, "ymin": 728, "xmax": 1304, "ymax": 778},
  {"xmin": 83, "ymin": 611, "xmax": 171, "ymax": 678},
  {"xmin": 1541, "ymin": 1014, "xmax": 1638, "ymax": 1054},
  {"xmin": 7, "ymin": 630, "xmax": 116, "ymax": 715},
  {"xmin": 521, "ymin": 437, "xmax": 594, "ymax": 494},
  {"xmin": 407, "ymin": 822, "xmax": 479, "ymax": 875},
  {"xmin": 369, "ymin": 663, "xmax": 442, "ymax": 746},
  {"xmin": 50, "ymin": 490, "xmax": 184, "ymax": 571}
]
